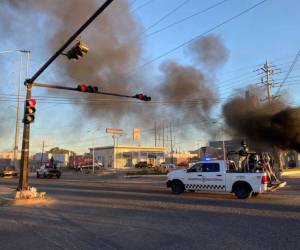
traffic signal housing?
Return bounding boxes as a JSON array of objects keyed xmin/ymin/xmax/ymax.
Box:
[
  {"xmin": 65, "ymin": 41, "xmax": 89, "ymax": 60},
  {"xmin": 23, "ymin": 99, "xmax": 36, "ymax": 124},
  {"xmin": 133, "ymin": 93, "xmax": 151, "ymax": 101},
  {"xmin": 77, "ymin": 84, "xmax": 99, "ymax": 93}
]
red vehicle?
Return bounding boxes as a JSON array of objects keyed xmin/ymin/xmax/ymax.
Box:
[{"xmin": 69, "ymin": 155, "xmax": 93, "ymax": 170}]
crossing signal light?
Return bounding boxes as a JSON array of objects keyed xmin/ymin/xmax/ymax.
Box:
[
  {"xmin": 77, "ymin": 84, "xmax": 99, "ymax": 93},
  {"xmin": 23, "ymin": 99, "xmax": 36, "ymax": 124},
  {"xmin": 65, "ymin": 41, "xmax": 89, "ymax": 60},
  {"xmin": 133, "ymin": 93, "xmax": 151, "ymax": 101}
]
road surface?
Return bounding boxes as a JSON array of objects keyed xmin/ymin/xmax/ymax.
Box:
[{"xmin": 0, "ymin": 171, "xmax": 299, "ymax": 250}]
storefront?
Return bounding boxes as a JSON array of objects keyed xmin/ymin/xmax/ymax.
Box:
[{"xmin": 91, "ymin": 145, "xmax": 166, "ymax": 169}]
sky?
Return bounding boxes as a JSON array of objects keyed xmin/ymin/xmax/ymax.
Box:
[{"xmin": 0, "ymin": 0, "xmax": 300, "ymax": 155}]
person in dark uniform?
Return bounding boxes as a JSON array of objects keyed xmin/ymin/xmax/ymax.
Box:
[{"xmin": 238, "ymin": 140, "xmax": 249, "ymax": 171}]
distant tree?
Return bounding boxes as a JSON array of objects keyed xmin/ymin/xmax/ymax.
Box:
[{"xmin": 48, "ymin": 147, "xmax": 75, "ymax": 155}]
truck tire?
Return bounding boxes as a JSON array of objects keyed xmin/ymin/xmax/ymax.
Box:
[
  {"xmin": 234, "ymin": 184, "xmax": 252, "ymax": 199},
  {"xmin": 171, "ymin": 180, "xmax": 185, "ymax": 195}
]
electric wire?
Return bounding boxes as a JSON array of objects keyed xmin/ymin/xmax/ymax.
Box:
[{"xmin": 126, "ymin": 0, "xmax": 268, "ymax": 76}]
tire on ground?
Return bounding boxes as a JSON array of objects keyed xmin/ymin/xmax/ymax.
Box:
[
  {"xmin": 171, "ymin": 180, "xmax": 185, "ymax": 195},
  {"xmin": 233, "ymin": 182, "xmax": 253, "ymax": 199}
]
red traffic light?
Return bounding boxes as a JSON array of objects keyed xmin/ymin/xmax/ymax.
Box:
[
  {"xmin": 77, "ymin": 84, "xmax": 98, "ymax": 93},
  {"xmin": 27, "ymin": 98, "xmax": 36, "ymax": 106},
  {"xmin": 77, "ymin": 84, "xmax": 88, "ymax": 92},
  {"xmin": 24, "ymin": 98, "xmax": 37, "ymax": 123},
  {"xmin": 133, "ymin": 93, "xmax": 151, "ymax": 101}
]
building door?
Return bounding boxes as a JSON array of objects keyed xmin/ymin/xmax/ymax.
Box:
[{"xmin": 127, "ymin": 159, "xmax": 132, "ymax": 168}]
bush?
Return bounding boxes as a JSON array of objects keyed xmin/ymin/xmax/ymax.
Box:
[{"xmin": 126, "ymin": 168, "xmax": 168, "ymax": 176}]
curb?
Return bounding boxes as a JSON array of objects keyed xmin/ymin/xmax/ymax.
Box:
[
  {"xmin": 124, "ymin": 175, "xmax": 167, "ymax": 178},
  {"xmin": 281, "ymin": 170, "xmax": 300, "ymax": 176}
]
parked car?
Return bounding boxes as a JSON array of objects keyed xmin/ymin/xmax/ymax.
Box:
[
  {"xmin": 37, "ymin": 164, "xmax": 61, "ymax": 179},
  {"xmin": 135, "ymin": 161, "xmax": 153, "ymax": 168},
  {"xmin": 159, "ymin": 162, "xmax": 177, "ymax": 170},
  {"xmin": 0, "ymin": 167, "xmax": 18, "ymax": 178}
]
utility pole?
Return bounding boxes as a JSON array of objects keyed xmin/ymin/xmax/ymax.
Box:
[
  {"xmin": 170, "ymin": 122, "xmax": 173, "ymax": 164},
  {"xmin": 162, "ymin": 124, "xmax": 165, "ymax": 148},
  {"xmin": 258, "ymin": 61, "xmax": 283, "ymax": 172},
  {"xmin": 40, "ymin": 141, "xmax": 45, "ymax": 167},
  {"xmin": 13, "ymin": 50, "xmax": 30, "ymax": 171},
  {"xmin": 13, "ymin": 52, "xmax": 22, "ymax": 170},
  {"xmin": 154, "ymin": 121, "xmax": 157, "ymax": 147},
  {"xmin": 259, "ymin": 61, "xmax": 278, "ymax": 103}
]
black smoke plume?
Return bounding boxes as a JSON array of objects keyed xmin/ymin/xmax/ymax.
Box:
[
  {"xmin": 0, "ymin": 0, "xmax": 228, "ymax": 133},
  {"xmin": 222, "ymin": 88, "xmax": 300, "ymax": 151}
]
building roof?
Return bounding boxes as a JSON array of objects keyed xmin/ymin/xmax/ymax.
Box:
[{"xmin": 90, "ymin": 145, "xmax": 166, "ymax": 151}]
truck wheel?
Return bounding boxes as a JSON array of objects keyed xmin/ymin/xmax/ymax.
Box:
[
  {"xmin": 171, "ymin": 180, "xmax": 184, "ymax": 195},
  {"xmin": 235, "ymin": 184, "xmax": 252, "ymax": 199},
  {"xmin": 36, "ymin": 172, "xmax": 40, "ymax": 178}
]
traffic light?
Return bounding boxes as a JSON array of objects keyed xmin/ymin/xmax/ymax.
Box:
[
  {"xmin": 65, "ymin": 41, "xmax": 89, "ymax": 60},
  {"xmin": 77, "ymin": 84, "xmax": 99, "ymax": 93},
  {"xmin": 23, "ymin": 99, "xmax": 36, "ymax": 124},
  {"xmin": 133, "ymin": 93, "xmax": 151, "ymax": 101}
]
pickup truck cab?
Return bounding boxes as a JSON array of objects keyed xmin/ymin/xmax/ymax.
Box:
[{"xmin": 167, "ymin": 159, "xmax": 273, "ymax": 199}]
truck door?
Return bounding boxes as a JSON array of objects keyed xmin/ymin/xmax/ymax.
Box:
[
  {"xmin": 185, "ymin": 163, "xmax": 204, "ymax": 191},
  {"xmin": 201, "ymin": 162, "xmax": 225, "ymax": 192}
]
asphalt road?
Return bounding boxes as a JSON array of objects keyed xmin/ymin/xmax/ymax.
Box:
[{"xmin": 0, "ymin": 171, "xmax": 299, "ymax": 250}]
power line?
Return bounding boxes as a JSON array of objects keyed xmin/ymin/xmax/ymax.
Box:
[
  {"xmin": 140, "ymin": 0, "xmax": 191, "ymax": 35},
  {"xmin": 131, "ymin": 0, "xmax": 154, "ymax": 12},
  {"xmin": 126, "ymin": 0, "xmax": 268, "ymax": 75},
  {"xmin": 275, "ymin": 48, "xmax": 300, "ymax": 95},
  {"xmin": 143, "ymin": 0, "xmax": 230, "ymax": 40}
]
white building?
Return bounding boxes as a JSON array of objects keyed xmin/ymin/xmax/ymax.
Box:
[{"xmin": 90, "ymin": 145, "xmax": 166, "ymax": 169}]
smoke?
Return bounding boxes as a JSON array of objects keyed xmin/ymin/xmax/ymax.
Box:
[
  {"xmin": 0, "ymin": 0, "xmax": 228, "ymax": 137},
  {"xmin": 222, "ymin": 88, "xmax": 300, "ymax": 151},
  {"xmin": 158, "ymin": 61, "xmax": 217, "ymax": 123},
  {"xmin": 188, "ymin": 34, "xmax": 229, "ymax": 70}
]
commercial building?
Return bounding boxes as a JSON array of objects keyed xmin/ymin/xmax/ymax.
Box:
[
  {"xmin": 90, "ymin": 145, "xmax": 166, "ymax": 169},
  {"xmin": 33, "ymin": 152, "xmax": 71, "ymax": 167}
]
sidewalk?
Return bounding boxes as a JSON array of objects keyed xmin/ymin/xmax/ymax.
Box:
[{"xmin": 0, "ymin": 186, "xmax": 15, "ymax": 205}]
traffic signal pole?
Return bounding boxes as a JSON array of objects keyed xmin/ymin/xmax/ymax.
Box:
[
  {"xmin": 17, "ymin": 0, "xmax": 115, "ymax": 190},
  {"xmin": 18, "ymin": 83, "xmax": 32, "ymax": 190}
]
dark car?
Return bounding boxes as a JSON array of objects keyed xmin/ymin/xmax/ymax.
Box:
[{"xmin": 135, "ymin": 161, "xmax": 152, "ymax": 168}]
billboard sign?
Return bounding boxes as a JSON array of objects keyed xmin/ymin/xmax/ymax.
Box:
[
  {"xmin": 133, "ymin": 128, "xmax": 141, "ymax": 141},
  {"xmin": 105, "ymin": 128, "xmax": 123, "ymax": 135}
]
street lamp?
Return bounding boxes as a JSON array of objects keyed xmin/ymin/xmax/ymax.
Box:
[
  {"xmin": 0, "ymin": 49, "xmax": 30, "ymax": 171},
  {"xmin": 88, "ymin": 128, "xmax": 101, "ymax": 174}
]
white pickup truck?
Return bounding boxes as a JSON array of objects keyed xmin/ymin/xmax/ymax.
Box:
[{"xmin": 166, "ymin": 159, "xmax": 275, "ymax": 199}]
